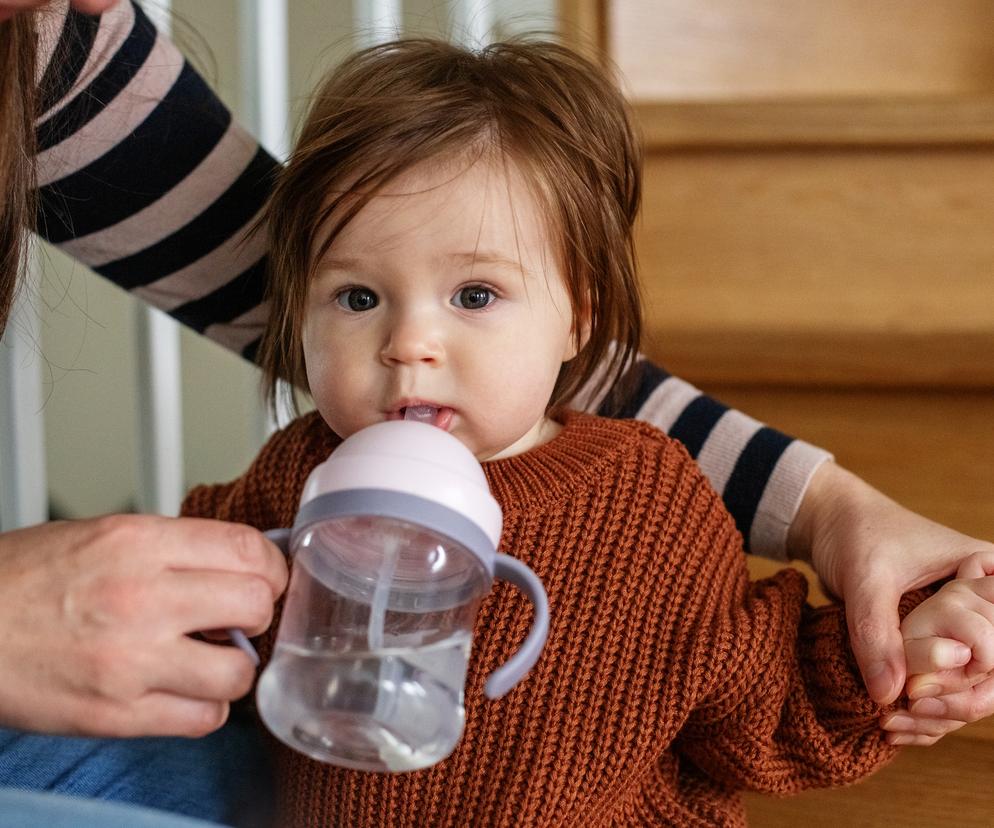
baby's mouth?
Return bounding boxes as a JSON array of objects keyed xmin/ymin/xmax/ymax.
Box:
[
  {"xmin": 403, "ymin": 404, "xmax": 438, "ymax": 423},
  {"xmin": 398, "ymin": 405, "xmax": 454, "ymax": 430}
]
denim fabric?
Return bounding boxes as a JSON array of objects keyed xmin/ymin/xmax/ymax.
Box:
[
  {"xmin": 0, "ymin": 714, "xmax": 274, "ymax": 828},
  {"xmin": 0, "ymin": 787, "xmax": 224, "ymax": 827}
]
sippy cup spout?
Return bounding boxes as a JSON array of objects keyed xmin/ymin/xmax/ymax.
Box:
[{"xmin": 403, "ymin": 404, "xmax": 439, "ymax": 424}]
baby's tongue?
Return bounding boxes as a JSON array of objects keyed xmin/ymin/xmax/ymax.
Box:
[{"xmin": 404, "ymin": 405, "xmax": 439, "ymax": 425}]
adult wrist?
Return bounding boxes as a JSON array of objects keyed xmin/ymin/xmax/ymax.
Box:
[{"xmin": 786, "ymin": 460, "xmax": 855, "ymax": 565}]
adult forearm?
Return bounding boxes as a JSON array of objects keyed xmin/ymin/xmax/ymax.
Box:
[{"xmin": 34, "ymin": 0, "xmax": 277, "ymax": 360}]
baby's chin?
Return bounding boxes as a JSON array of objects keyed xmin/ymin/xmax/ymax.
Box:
[{"xmin": 478, "ymin": 418, "xmax": 562, "ymax": 463}]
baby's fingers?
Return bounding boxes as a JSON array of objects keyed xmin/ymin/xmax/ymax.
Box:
[
  {"xmin": 880, "ymin": 709, "xmax": 965, "ymax": 746},
  {"xmin": 904, "ymin": 580, "xmax": 994, "ymax": 673},
  {"xmin": 906, "ymin": 667, "xmax": 987, "ymax": 700},
  {"xmin": 952, "ymin": 605, "xmax": 994, "ymax": 677},
  {"xmin": 904, "ymin": 636, "xmax": 971, "ymax": 675},
  {"xmin": 956, "ymin": 551, "xmax": 994, "ymax": 579},
  {"xmin": 908, "ymin": 673, "xmax": 994, "ymax": 724}
]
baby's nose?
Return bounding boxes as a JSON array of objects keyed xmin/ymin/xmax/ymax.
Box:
[{"xmin": 380, "ymin": 314, "xmax": 444, "ymax": 365}]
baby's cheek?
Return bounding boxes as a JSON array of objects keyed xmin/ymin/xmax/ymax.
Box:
[{"xmin": 307, "ymin": 361, "xmax": 352, "ymax": 417}]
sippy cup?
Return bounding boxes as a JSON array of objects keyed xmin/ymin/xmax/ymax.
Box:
[{"xmin": 248, "ymin": 418, "xmax": 549, "ymax": 773}]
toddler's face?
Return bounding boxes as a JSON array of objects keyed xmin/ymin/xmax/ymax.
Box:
[{"xmin": 301, "ymin": 155, "xmax": 578, "ymax": 461}]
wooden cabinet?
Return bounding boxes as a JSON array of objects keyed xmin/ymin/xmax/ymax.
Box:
[{"xmin": 560, "ymin": 2, "xmax": 994, "ymax": 824}]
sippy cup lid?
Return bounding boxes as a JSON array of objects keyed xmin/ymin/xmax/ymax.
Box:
[{"xmin": 294, "ymin": 420, "xmax": 502, "ymax": 573}]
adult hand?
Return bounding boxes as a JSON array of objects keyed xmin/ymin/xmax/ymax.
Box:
[
  {"xmin": 0, "ymin": 515, "xmax": 287, "ymax": 738},
  {"xmin": 788, "ymin": 461, "xmax": 994, "ymax": 742}
]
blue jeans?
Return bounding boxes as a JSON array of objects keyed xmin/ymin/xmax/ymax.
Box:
[
  {"xmin": 0, "ymin": 788, "xmax": 224, "ymax": 827},
  {"xmin": 0, "ymin": 714, "xmax": 274, "ymax": 827}
]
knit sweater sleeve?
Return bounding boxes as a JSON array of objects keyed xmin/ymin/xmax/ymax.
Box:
[
  {"xmin": 180, "ymin": 444, "xmax": 280, "ymax": 529},
  {"xmin": 180, "ymin": 412, "xmax": 333, "ymax": 529},
  {"xmin": 670, "ymin": 462, "xmax": 921, "ymax": 794},
  {"xmin": 572, "ymin": 358, "xmax": 832, "ymax": 562}
]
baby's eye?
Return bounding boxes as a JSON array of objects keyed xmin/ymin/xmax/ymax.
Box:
[
  {"xmin": 336, "ymin": 287, "xmax": 378, "ymax": 312},
  {"xmin": 452, "ymin": 285, "xmax": 496, "ymax": 310}
]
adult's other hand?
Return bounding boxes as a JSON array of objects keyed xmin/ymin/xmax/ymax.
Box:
[
  {"xmin": 789, "ymin": 462, "xmax": 994, "ymax": 743},
  {"xmin": 0, "ymin": 515, "xmax": 287, "ymax": 738}
]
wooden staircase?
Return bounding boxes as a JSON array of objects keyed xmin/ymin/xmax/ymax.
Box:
[{"xmin": 561, "ymin": 2, "xmax": 994, "ymax": 823}]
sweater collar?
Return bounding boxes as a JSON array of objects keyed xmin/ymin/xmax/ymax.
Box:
[{"xmin": 482, "ymin": 411, "xmax": 629, "ymax": 512}]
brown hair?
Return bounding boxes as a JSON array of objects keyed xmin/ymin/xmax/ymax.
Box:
[
  {"xmin": 0, "ymin": 14, "xmax": 37, "ymax": 334},
  {"xmin": 259, "ymin": 37, "xmax": 642, "ymax": 417}
]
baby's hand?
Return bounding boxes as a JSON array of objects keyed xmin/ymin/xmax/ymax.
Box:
[
  {"xmin": 882, "ymin": 551, "xmax": 994, "ymax": 744},
  {"xmin": 901, "ymin": 551, "xmax": 994, "ymax": 699}
]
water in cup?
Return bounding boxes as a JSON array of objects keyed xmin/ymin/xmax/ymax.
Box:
[
  {"xmin": 258, "ymin": 632, "xmax": 471, "ymax": 772},
  {"xmin": 256, "ymin": 520, "xmax": 481, "ymax": 772}
]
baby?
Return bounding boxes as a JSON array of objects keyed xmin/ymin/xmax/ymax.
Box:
[{"xmin": 183, "ymin": 38, "xmax": 994, "ymax": 826}]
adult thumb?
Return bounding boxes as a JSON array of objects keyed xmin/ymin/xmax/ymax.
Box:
[{"xmin": 845, "ymin": 581, "xmax": 907, "ymax": 705}]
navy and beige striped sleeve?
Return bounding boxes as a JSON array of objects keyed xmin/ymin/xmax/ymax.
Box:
[
  {"xmin": 33, "ymin": 1, "xmax": 831, "ymax": 561},
  {"xmin": 33, "ymin": 0, "xmax": 276, "ymax": 361},
  {"xmin": 574, "ymin": 358, "xmax": 832, "ymax": 559}
]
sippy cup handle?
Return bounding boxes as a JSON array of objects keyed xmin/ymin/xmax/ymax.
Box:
[
  {"xmin": 226, "ymin": 528, "xmax": 291, "ymax": 665},
  {"xmin": 484, "ymin": 554, "xmax": 550, "ymax": 699}
]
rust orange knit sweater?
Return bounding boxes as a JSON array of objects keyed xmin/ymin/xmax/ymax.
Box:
[{"xmin": 183, "ymin": 411, "xmax": 904, "ymax": 827}]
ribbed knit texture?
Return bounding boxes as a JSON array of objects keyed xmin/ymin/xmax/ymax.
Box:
[{"xmin": 183, "ymin": 412, "xmax": 902, "ymax": 827}]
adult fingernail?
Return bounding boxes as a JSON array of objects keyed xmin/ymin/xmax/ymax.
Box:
[
  {"xmin": 864, "ymin": 662, "xmax": 897, "ymax": 703},
  {"xmin": 910, "ymin": 698, "xmax": 945, "ymax": 717},
  {"xmin": 865, "ymin": 661, "xmax": 888, "ymax": 680},
  {"xmin": 881, "ymin": 713, "xmax": 914, "ymax": 730},
  {"xmin": 908, "ymin": 683, "xmax": 942, "ymax": 699},
  {"xmin": 886, "ymin": 733, "xmax": 910, "ymax": 746}
]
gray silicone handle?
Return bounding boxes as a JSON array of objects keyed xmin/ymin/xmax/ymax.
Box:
[
  {"xmin": 264, "ymin": 527, "xmax": 292, "ymax": 550},
  {"xmin": 227, "ymin": 528, "xmax": 291, "ymax": 664},
  {"xmin": 483, "ymin": 554, "xmax": 550, "ymax": 699}
]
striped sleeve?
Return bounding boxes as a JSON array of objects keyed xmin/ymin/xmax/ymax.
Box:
[
  {"xmin": 32, "ymin": 0, "xmax": 277, "ymax": 361},
  {"xmin": 574, "ymin": 358, "xmax": 832, "ymax": 560}
]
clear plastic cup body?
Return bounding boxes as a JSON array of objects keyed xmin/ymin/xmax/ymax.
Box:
[{"xmin": 256, "ymin": 515, "xmax": 490, "ymax": 772}]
